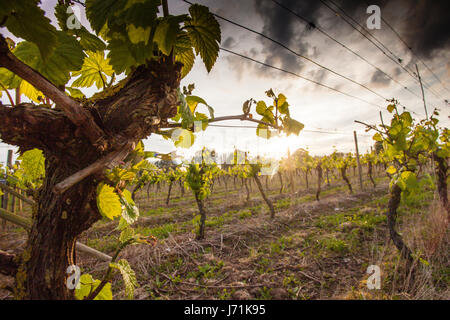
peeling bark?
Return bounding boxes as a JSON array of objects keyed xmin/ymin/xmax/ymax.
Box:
[
  {"xmin": 0, "ymin": 250, "xmax": 18, "ymax": 277},
  {"xmin": 316, "ymin": 164, "xmax": 323, "ymax": 201},
  {"xmin": 387, "ymin": 184, "xmax": 413, "ymax": 262},
  {"xmin": 368, "ymin": 161, "xmax": 376, "ymax": 188},
  {"xmin": 278, "ymin": 171, "xmax": 283, "ymax": 194},
  {"xmin": 0, "ymin": 57, "xmax": 182, "ymax": 299},
  {"xmin": 254, "ymin": 175, "xmax": 275, "ymax": 218},
  {"xmin": 195, "ymin": 194, "xmax": 206, "ymax": 240},
  {"xmin": 166, "ymin": 181, "xmax": 173, "ymax": 206},
  {"xmin": 341, "ymin": 166, "xmax": 353, "ymax": 194},
  {"xmin": 433, "ymin": 153, "xmax": 449, "ymax": 217}
]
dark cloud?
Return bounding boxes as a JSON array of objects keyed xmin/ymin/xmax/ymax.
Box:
[
  {"xmin": 222, "ymin": 36, "xmax": 236, "ymax": 49},
  {"xmin": 218, "ymin": 0, "xmax": 449, "ymax": 90},
  {"xmin": 370, "ymin": 69, "xmax": 391, "ymax": 86},
  {"xmin": 319, "ymin": 0, "xmax": 450, "ymax": 59},
  {"xmin": 253, "ymin": 0, "xmax": 323, "ymax": 75},
  {"xmin": 393, "ymin": 0, "xmax": 450, "ymax": 59},
  {"xmin": 252, "ymin": 0, "xmax": 450, "ymax": 68}
]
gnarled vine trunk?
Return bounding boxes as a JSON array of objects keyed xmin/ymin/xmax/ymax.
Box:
[
  {"xmin": 1, "ymin": 57, "xmax": 183, "ymax": 299},
  {"xmin": 304, "ymin": 171, "xmax": 309, "ymax": 190},
  {"xmin": 254, "ymin": 175, "xmax": 275, "ymax": 218},
  {"xmin": 387, "ymin": 184, "xmax": 413, "ymax": 262},
  {"xmin": 278, "ymin": 171, "xmax": 283, "ymax": 194},
  {"xmin": 368, "ymin": 161, "xmax": 376, "ymax": 188},
  {"xmin": 21, "ymin": 156, "xmax": 101, "ymax": 299},
  {"xmin": 243, "ymin": 178, "xmax": 250, "ymax": 202},
  {"xmin": 433, "ymin": 154, "xmax": 449, "ymax": 218},
  {"xmin": 316, "ymin": 165, "xmax": 322, "ymax": 201},
  {"xmin": 194, "ymin": 193, "xmax": 207, "ymax": 240},
  {"xmin": 340, "ymin": 166, "xmax": 353, "ymax": 194},
  {"xmin": 166, "ymin": 181, "xmax": 173, "ymax": 206}
]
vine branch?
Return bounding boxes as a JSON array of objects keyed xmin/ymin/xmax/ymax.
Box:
[
  {"xmin": 163, "ymin": 114, "xmax": 281, "ymax": 130},
  {"xmin": 0, "ymin": 35, "xmax": 108, "ymax": 150}
]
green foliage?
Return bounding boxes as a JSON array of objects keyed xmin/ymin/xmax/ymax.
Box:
[
  {"xmin": 16, "ymin": 149, "xmax": 45, "ymax": 186},
  {"xmin": 185, "ymin": 95, "xmax": 214, "ymax": 119},
  {"xmin": 184, "ymin": 4, "xmax": 221, "ymax": 72},
  {"xmin": 84, "ymin": 1, "xmax": 220, "ymax": 75},
  {"xmin": 185, "ymin": 162, "xmax": 214, "ymax": 201},
  {"xmin": 96, "ymin": 183, "xmax": 122, "ymax": 220},
  {"xmin": 0, "ymin": 0, "xmax": 58, "ymax": 61},
  {"xmin": 75, "ymin": 274, "xmax": 112, "ymax": 300},
  {"xmin": 54, "ymin": 2, "xmax": 106, "ymax": 52},
  {"xmin": 13, "ymin": 32, "xmax": 85, "ymax": 86},
  {"xmin": 174, "ymin": 31, "xmax": 195, "ymax": 78},
  {"xmin": 252, "ymin": 89, "xmax": 304, "ymax": 139},
  {"xmin": 71, "ymin": 51, "xmax": 114, "ymax": 89},
  {"xmin": 366, "ymin": 101, "xmax": 446, "ymax": 199},
  {"xmin": 318, "ymin": 237, "xmax": 348, "ymax": 254},
  {"xmin": 119, "ymin": 189, "xmax": 140, "ymax": 224},
  {"xmin": 110, "ymin": 259, "xmax": 138, "ymax": 300}
]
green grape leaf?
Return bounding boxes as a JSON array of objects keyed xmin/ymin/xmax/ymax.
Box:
[
  {"xmin": 127, "ymin": 24, "xmax": 151, "ymax": 45},
  {"xmin": 110, "ymin": 259, "xmax": 138, "ymax": 300},
  {"xmin": 400, "ymin": 112, "xmax": 413, "ymax": 127},
  {"xmin": 72, "ymin": 51, "xmax": 114, "ymax": 89},
  {"xmin": 185, "ymin": 95, "xmax": 214, "ymax": 118},
  {"xmin": 75, "ymin": 274, "xmax": 112, "ymax": 300},
  {"xmin": 256, "ymin": 101, "xmax": 267, "ymax": 116},
  {"xmin": 172, "ymin": 129, "xmax": 195, "ymax": 148},
  {"xmin": 0, "ymin": 68, "xmax": 22, "ymax": 89},
  {"xmin": 66, "ymin": 87, "xmax": 86, "ymax": 99},
  {"xmin": 256, "ymin": 124, "xmax": 271, "ymax": 139},
  {"xmin": 106, "ymin": 39, "xmax": 135, "ymax": 74},
  {"xmin": 13, "ymin": 32, "xmax": 85, "ymax": 86},
  {"xmin": 20, "ymin": 80, "xmax": 44, "ymax": 103},
  {"xmin": 121, "ymin": 0, "xmax": 160, "ymax": 28},
  {"xmin": 119, "ymin": 226, "xmax": 136, "ymax": 244},
  {"xmin": 284, "ymin": 117, "xmax": 304, "ymax": 136},
  {"xmin": 77, "ymin": 29, "xmax": 107, "ymax": 52},
  {"xmin": 397, "ymin": 171, "xmax": 418, "ymax": 191},
  {"xmin": 85, "ymin": 0, "xmax": 126, "ymax": 34},
  {"xmin": 106, "ymin": 39, "xmax": 153, "ymax": 74},
  {"xmin": 174, "ymin": 31, "xmax": 195, "ymax": 78},
  {"xmin": 176, "ymin": 89, "xmax": 194, "ymax": 129},
  {"xmin": 55, "ymin": 2, "xmax": 107, "ymax": 52},
  {"xmin": 278, "ymin": 101, "xmax": 289, "ymax": 115},
  {"xmin": 18, "ymin": 149, "xmax": 45, "ymax": 182},
  {"xmin": 97, "ymin": 183, "xmax": 122, "ymax": 220},
  {"xmin": 373, "ymin": 133, "xmax": 383, "ymax": 142},
  {"xmin": 119, "ymin": 190, "xmax": 139, "ymax": 224},
  {"xmin": 277, "ymin": 93, "xmax": 287, "ymax": 108},
  {"xmin": 1, "ymin": 0, "xmax": 57, "ymax": 61},
  {"xmin": 386, "ymin": 165, "xmax": 397, "ymax": 175},
  {"xmin": 154, "ymin": 17, "xmax": 181, "ymax": 55},
  {"xmin": 185, "ymin": 4, "xmax": 221, "ymax": 72}
]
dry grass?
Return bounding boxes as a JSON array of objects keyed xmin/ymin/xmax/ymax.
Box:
[{"xmin": 358, "ymin": 197, "xmax": 449, "ymax": 300}]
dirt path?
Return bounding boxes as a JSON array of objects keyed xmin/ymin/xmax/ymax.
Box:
[{"xmin": 101, "ymin": 184, "xmax": 391, "ymax": 300}]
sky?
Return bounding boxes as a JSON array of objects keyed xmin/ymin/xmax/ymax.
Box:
[{"xmin": 1, "ymin": 0, "xmax": 449, "ymax": 165}]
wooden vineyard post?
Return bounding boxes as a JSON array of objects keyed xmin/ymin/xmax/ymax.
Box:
[
  {"xmin": 353, "ymin": 131, "xmax": 364, "ymax": 191},
  {"xmin": 7, "ymin": 150, "xmax": 15, "ymax": 213},
  {"xmin": 1, "ymin": 150, "xmax": 13, "ymax": 229},
  {"xmin": 415, "ymin": 64, "xmax": 429, "ymax": 120}
]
